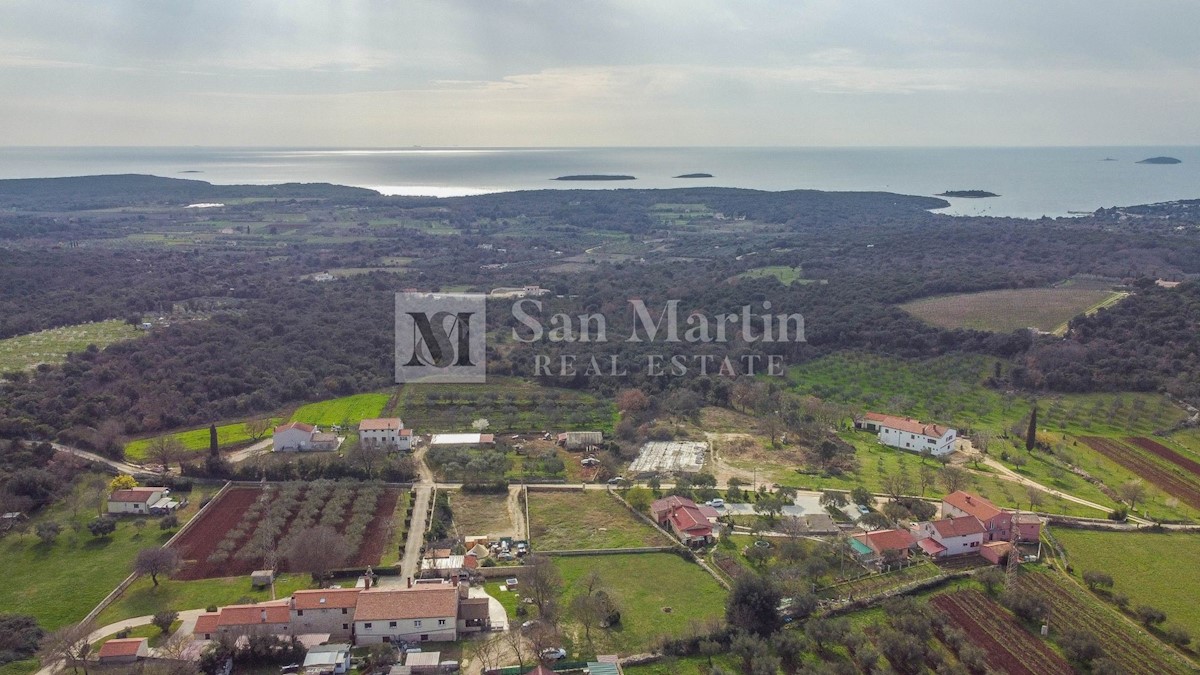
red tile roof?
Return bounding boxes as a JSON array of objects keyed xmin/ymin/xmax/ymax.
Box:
[
  {"xmin": 864, "ymin": 412, "xmax": 951, "ymax": 439},
  {"xmin": 857, "ymin": 528, "xmax": 916, "ymax": 554},
  {"xmin": 651, "ymin": 495, "xmax": 695, "ymax": 519},
  {"xmin": 359, "ymin": 418, "xmax": 403, "ymax": 431},
  {"xmin": 943, "ymin": 491, "xmax": 1004, "ymax": 523},
  {"xmin": 918, "ymin": 538, "xmax": 947, "ymax": 556},
  {"xmin": 353, "ymin": 586, "xmax": 458, "ymax": 622},
  {"xmin": 930, "ymin": 515, "xmax": 986, "ymax": 539},
  {"xmin": 216, "ymin": 602, "xmax": 291, "ymax": 627},
  {"xmin": 291, "ymin": 588, "xmax": 362, "ymax": 611},
  {"xmin": 108, "ymin": 487, "xmax": 162, "ymax": 503},
  {"xmin": 193, "ymin": 612, "xmax": 221, "ymax": 635},
  {"xmin": 275, "ymin": 421, "xmax": 315, "ymax": 434},
  {"xmin": 669, "ymin": 504, "xmax": 712, "ymax": 535},
  {"xmin": 98, "ymin": 638, "xmax": 146, "ymax": 658}
]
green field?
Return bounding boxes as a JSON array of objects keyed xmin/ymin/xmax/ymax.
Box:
[
  {"xmin": 0, "ymin": 320, "xmax": 142, "ymax": 372},
  {"xmin": 96, "ymin": 573, "xmax": 314, "ymax": 627},
  {"xmin": 0, "ymin": 660, "xmax": 38, "ymax": 675},
  {"xmin": 124, "ymin": 418, "xmax": 281, "ymax": 461},
  {"xmin": 290, "ymin": 392, "xmax": 391, "ymax": 427},
  {"xmin": 390, "ymin": 378, "xmax": 616, "ymax": 434},
  {"xmin": 1053, "ymin": 529, "xmax": 1200, "ymax": 638},
  {"xmin": 555, "ymin": 553, "xmax": 727, "ymax": 655},
  {"xmin": 527, "ymin": 491, "xmax": 673, "ymax": 550},
  {"xmin": 900, "ymin": 286, "xmax": 1126, "ymax": 333}
]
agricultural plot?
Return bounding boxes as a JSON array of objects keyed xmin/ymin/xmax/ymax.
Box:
[
  {"xmin": 0, "ymin": 319, "xmax": 141, "ymax": 372},
  {"xmin": 390, "ymin": 378, "xmax": 615, "ymax": 433},
  {"xmin": 526, "ymin": 490, "xmax": 672, "ymax": 550},
  {"xmin": 931, "ymin": 589, "xmax": 1072, "ymax": 675},
  {"xmin": 1054, "ymin": 529, "xmax": 1200, "ymax": 638},
  {"xmin": 1080, "ymin": 437, "xmax": 1200, "ymax": 510},
  {"xmin": 1018, "ymin": 570, "xmax": 1194, "ymax": 675},
  {"xmin": 1126, "ymin": 437, "xmax": 1200, "ymax": 478},
  {"xmin": 124, "ymin": 418, "xmax": 280, "ymax": 461},
  {"xmin": 290, "ymin": 392, "xmax": 391, "ymax": 427},
  {"xmin": 171, "ymin": 483, "xmax": 401, "ymax": 579},
  {"xmin": 899, "ymin": 286, "xmax": 1126, "ymax": 333}
]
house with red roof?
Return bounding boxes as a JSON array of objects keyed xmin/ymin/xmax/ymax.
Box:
[
  {"xmin": 97, "ymin": 637, "xmax": 148, "ymax": 664},
  {"xmin": 941, "ymin": 491, "xmax": 1042, "ymax": 542},
  {"xmin": 651, "ymin": 496, "xmax": 714, "ymax": 546},
  {"xmin": 213, "ymin": 601, "xmax": 292, "ymax": 636},
  {"xmin": 353, "ymin": 584, "xmax": 460, "ymax": 645},
  {"xmin": 106, "ymin": 486, "xmax": 167, "ymax": 515},
  {"xmin": 910, "ymin": 515, "xmax": 986, "ymax": 558},
  {"xmin": 852, "ymin": 528, "xmax": 916, "ymax": 564},
  {"xmin": 359, "ymin": 418, "xmax": 413, "ymax": 451},
  {"xmin": 273, "ymin": 421, "xmax": 317, "ymax": 452},
  {"xmin": 193, "ymin": 612, "xmax": 221, "ymax": 641},
  {"xmin": 856, "ymin": 412, "xmax": 957, "ymax": 456},
  {"xmin": 289, "ymin": 588, "xmax": 362, "ymax": 639}
]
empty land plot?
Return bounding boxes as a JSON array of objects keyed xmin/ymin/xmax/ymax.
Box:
[
  {"xmin": 0, "ymin": 319, "xmax": 141, "ymax": 372},
  {"xmin": 290, "ymin": 392, "xmax": 391, "ymax": 427},
  {"xmin": 390, "ymin": 378, "xmax": 615, "ymax": 433},
  {"xmin": 629, "ymin": 441, "xmax": 708, "ymax": 474},
  {"xmin": 449, "ymin": 491, "xmax": 516, "ymax": 539},
  {"xmin": 124, "ymin": 418, "xmax": 281, "ymax": 460},
  {"xmin": 1054, "ymin": 529, "xmax": 1200, "ymax": 638},
  {"xmin": 527, "ymin": 490, "xmax": 672, "ymax": 550},
  {"xmin": 554, "ymin": 553, "xmax": 727, "ymax": 654},
  {"xmin": 900, "ymin": 287, "xmax": 1125, "ymax": 333}
]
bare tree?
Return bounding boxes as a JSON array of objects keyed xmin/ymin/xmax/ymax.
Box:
[
  {"xmin": 348, "ymin": 442, "xmax": 388, "ymax": 478},
  {"xmin": 1024, "ymin": 485, "xmax": 1045, "ymax": 511},
  {"xmin": 146, "ymin": 436, "xmax": 186, "ymax": 474},
  {"xmin": 938, "ymin": 465, "xmax": 969, "ymax": 493},
  {"xmin": 525, "ymin": 554, "xmax": 563, "ymax": 619},
  {"xmin": 283, "ymin": 525, "xmax": 350, "ymax": 586},
  {"xmin": 881, "ymin": 471, "xmax": 911, "ymax": 500},
  {"xmin": 918, "ymin": 465, "xmax": 935, "ymax": 496},
  {"xmin": 245, "ymin": 418, "xmax": 272, "ymax": 441},
  {"xmin": 135, "ymin": 547, "xmax": 182, "ymax": 586},
  {"xmin": 1117, "ymin": 480, "xmax": 1148, "ymax": 511},
  {"xmin": 39, "ymin": 619, "xmax": 95, "ymax": 674},
  {"xmin": 502, "ymin": 626, "xmax": 529, "ymax": 669}
]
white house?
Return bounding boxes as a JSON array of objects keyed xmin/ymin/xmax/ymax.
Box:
[
  {"xmin": 352, "ymin": 585, "xmax": 459, "ymax": 645},
  {"xmin": 107, "ymin": 487, "xmax": 166, "ymax": 515},
  {"xmin": 273, "ymin": 422, "xmax": 317, "ymax": 452},
  {"xmin": 359, "ymin": 418, "xmax": 412, "ymax": 451},
  {"xmin": 911, "ymin": 515, "xmax": 985, "ymax": 558},
  {"xmin": 857, "ymin": 412, "xmax": 957, "ymax": 456}
]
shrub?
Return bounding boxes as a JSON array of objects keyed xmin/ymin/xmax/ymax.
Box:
[
  {"xmin": 87, "ymin": 516, "xmax": 117, "ymax": 537},
  {"xmin": 159, "ymin": 514, "xmax": 179, "ymax": 530},
  {"xmin": 1162, "ymin": 625, "xmax": 1191, "ymax": 648},
  {"xmin": 1082, "ymin": 570, "xmax": 1114, "ymax": 591},
  {"xmin": 1135, "ymin": 605, "xmax": 1167, "ymax": 626},
  {"xmin": 35, "ymin": 521, "xmax": 61, "ymax": 544},
  {"xmin": 152, "ymin": 610, "xmax": 179, "ymax": 633}
]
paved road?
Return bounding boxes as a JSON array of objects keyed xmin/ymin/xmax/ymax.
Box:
[
  {"xmin": 52, "ymin": 443, "xmax": 152, "ymax": 476},
  {"xmin": 225, "ymin": 437, "xmax": 272, "ymax": 463},
  {"xmin": 398, "ymin": 443, "xmax": 435, "ymax": 583},
  {"xmin": 976, "ymin": 456, "xmax": 1153, "ymax": 524}
]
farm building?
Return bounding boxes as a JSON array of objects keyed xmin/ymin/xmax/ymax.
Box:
[
  {"xmin": 429, "ymin": 433, "xmax": 495, "ymax": 447},
  {"xmin": 910, "ymin": 515, "xmax": 986, "ymax": 558},
  {"xmin": 289, "ymin": 588, "xmax": 362, "ymax": 639},
  {"xmin": 981, "ymin": 540, "xmax": 1014, "ymax": 565},
  {"xmin": 856, "ymin": 412, "xmax": 957, "ymax": 456},
  {"xmin": 852, "ymin": 528, "xmax": 916, "ymax": 564},
  {"xmin": 359, "ymin": 418, "xmax": 413, "ymax": 450},
  {"xmin": 193, "ymin": 612, "xmax": 221, "ymax": 641},
  {"xmin": 352, "ymin": 584, "xmax": 460, "ymax": 644},
  {"xmin": 651, "ymin": 496, "xmax": 713, "ymax": 546},
  {"xmin": 213, "ymin": 601, "xmax": 292, "ymax": 636},
  {"xmin": 309, "ymin": 431, "xmax": 341, "ymax": 452},
  {"xmin": 97, "ymin": 638, "xmax": 148, "ymax": 665},
  {"xmin": 942, "ymin": 491, "xmax": 1042, "ymax": 542},
  {"xmin": 558, "ymin": 431, "xmax": 603, "ymax": 450},
  {"xmin": 106, "ymin": 486, "xmax": 170, "ymax": 515},
  {"xmin": 303, "ymin": 643, "xmax": 352, "ymax": 674},
  {"xmin": 273, "ymin": 421, "xmax": 317, "ymax": 452}
]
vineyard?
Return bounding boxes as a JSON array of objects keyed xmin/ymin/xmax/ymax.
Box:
[
  {"xmin": 1081, "ymin": 437, "xmax": 1200, "ymax": 510},
  {"xmin": 1018, "ymin": 571, "xmax": 1194, "ymax": 675},
  {"xmin": 931, "ymin": 589, "xmax": 1072, "ymax": 675},
  {"xmin": 1125, "ymin": 437, "xmax": 1200, "ymax": 479},
  {"xmin": 172, "ymin": 483, "xmax": 401, "ymax": 580}
]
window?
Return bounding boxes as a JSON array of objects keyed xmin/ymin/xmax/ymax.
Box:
[
  {"xmin": 389, "ymin": 621, "xmax": 397, "ymax": 628},
  {"xmin": 341, "ymin": 608, "xmax": 348, "ymax": 614},
  {"xmin": 364, "ymin": 623, "xmax": 372, "ymax": 629},
  {"xmin": 342, "ymin": 623, "xmax": 348, "ymax": 630},
  {"xmin": 297, "ymin": 610, "xmax": 303, "ymax": 616},
  {"xmin": 438, "ymin": 619, "xmax": 446, "ymax": 626},
  {"xmin": 421, "ymin": 634, "xmax": 429, "ymax": 641}
]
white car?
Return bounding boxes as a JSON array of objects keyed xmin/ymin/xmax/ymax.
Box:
[
  {"xmin": 540, "ymin": 647, "xmax": 567, "ymax": 660},
  {"xmin": 707, "ymin": 498, "xmax": 724, "ymax": 508}
]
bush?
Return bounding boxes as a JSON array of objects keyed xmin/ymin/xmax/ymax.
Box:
[
  {"xmin": 159, "ymin": 514, "xmax": 179, "ymax": 530},
  {"xmin": 1060, "ymin": 629, "xmax": 1103, "ymax": 665},
  {"xmin": 1001, "ymin": 588, "xmax": 1049, "ymax": 623},
  {"xmin": 87, "ymin": 516, "xmax": 117, "ymax": 537},
  {"xmin": 1162, "ymin": 625, "xmax": 1191, "ymax": 648},
  {"xmin": 152, "ymin": 610, "xmax": 179, "ymax": 633},
  {"xmin": 35, "ymin": 521, "xmax": 61, "ymax": 544},
  {"xmin": 1107, "ymin": 506, "xmax": 1128, "ymax": 521},
  {"xmin": 1082, "ymin": 570, "xmax": 1114, "ymax": 591},
  {"xmin": 1135, "ymin": 605, "xmax": 1167, "ymax": 626}
]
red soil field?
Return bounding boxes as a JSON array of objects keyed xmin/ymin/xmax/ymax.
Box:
[
  {"xmin": 1080, "ymin": 436, "xmax": 1200, "ymax": 510},
  {"xmin": 1125, "ymin": 437, "xmax": 1200, "ymax": 477},
  {"xmin": 1019, "ymin": 571, "xmax": 1192, "ymax": 675},
  {"xmin": 172, "ymin": 485, "xmax": 401, "ymax": 580},
  {"xmin": 931, "ymin": 590, "xmax": 1072, "ymax": 675}
]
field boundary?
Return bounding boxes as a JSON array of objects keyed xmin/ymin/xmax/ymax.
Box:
[{"xmin": 538, "ymin": 546, "xmax": 679, "ymax": 556}]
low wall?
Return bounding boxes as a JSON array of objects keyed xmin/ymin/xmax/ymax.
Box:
[{"xmin": 538, "ymin": 546, "xmax": 679, "ymax": 557}]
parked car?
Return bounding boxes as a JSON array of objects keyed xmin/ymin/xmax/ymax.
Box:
[
  {"xmin": 280, "ymin": 665, "xmax": 300, "ymax": 674},
  {"xmin": 856, "ymin": 505, "xmax": 870, "ymax": 515},
  {"xmin": 521, "ymin": 619, "xmax": 539, "ymax": 631},
  {"xmin": 607, "ymin": 476, "xmax": 627, "ymax": 485},
  {"xmin": 540, "ymin": 647, "xmax": 567, "ymax": 660},
  {"xmin": 707, "ymin": 498, "xmax": 725, "ymax": 508}
]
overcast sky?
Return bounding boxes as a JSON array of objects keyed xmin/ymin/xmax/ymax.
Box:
[{"xmin": 2, "ymin": 0, "xmax": 1198, "ymax": 147}]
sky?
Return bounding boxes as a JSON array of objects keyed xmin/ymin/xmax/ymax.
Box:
[{"xmin": 2, "ymin": 0, "xmax": 1198, "ymax": 147}]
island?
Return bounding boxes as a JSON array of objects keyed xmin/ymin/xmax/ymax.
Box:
[
  {"xmin": 937, "ymin": 190, "xmax": 999, "ymax": 198},
  {"xmin": 674, "ymin": 173, "xmax": 713, "ymax": 178},
  {"xmin": 1137, "ymin": 156, "xmax": 1182, "ymax": 164},
  {"xmin": 552, "ymin": 174, "xmax": 636, "ymax": 181}
]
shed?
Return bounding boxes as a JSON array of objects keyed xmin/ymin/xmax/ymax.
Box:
[
  {"xmin": 251, "ymin": 570, "xmax": 274, "ymax": 587},
  {"xmin": 97, "ymin": 638, "xmax": 148, "ymax": 664},
  {"xmin": 404, "ymin": 651, "xmax": 442, "ymax": 673},
  {"xmin": 981, "ymin": 540, "xmax": 1014, "ymax": 565}
]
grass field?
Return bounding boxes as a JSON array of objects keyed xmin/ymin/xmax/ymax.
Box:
[
  {"xmin": 0, "ymin": 320, "xmax": 141, "ymax": 372},
  {"xmin": 124, "ymin": 418, "xmax": 281, "ymax": 461},
  {"xmin": 1053, "ymin": 529, "xmax": 1200, "ymax": 637},
  {"xmin": 95, "ymin": 573, "xmax": 314, "ymax": 626},
  {"xmin": 0, "ymin": 660, "xmax": 38, "ymax": 675},
  {"xmin": 736, "ymin": 266, "xmax": 806, "ymax": 285},
  {"xmin": 527, "ymin": 491, "xmax": 672, "ymax": 550},
  {"xmin": 484, "ymin": 581, "xmax": 521, "ymax": 620},
  {"xmin": 899, "ymin": 286, "xmax": 1127, "ymax": 333},
  {"xmin": 390, "ymin": 378, "xmax": 616, "ymax": 434},
  {"xmin": 290, "ymin": 392, "xmax": 391, "ymax": 427},
  {"xmin": 0, "ymin": 479, "xmax": 217, "ymax": 630},
  {"xmin": 555, "ymin": 553, "xmax": 727, "ymax": 655}
]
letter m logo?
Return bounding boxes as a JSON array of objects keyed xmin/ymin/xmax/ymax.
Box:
[{"xmin": 395, "ymin": 293, "xmax": 486, "ymax": 383}]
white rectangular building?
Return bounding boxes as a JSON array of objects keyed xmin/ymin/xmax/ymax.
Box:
[
  {"xmin": 359, "ymin": 418, "xmax": 413, "ymax": 450},
  {"xmin": 857, "ymin": 412, "xmax": 956, "ymax": 456}
]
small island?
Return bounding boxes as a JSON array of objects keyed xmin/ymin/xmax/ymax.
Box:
[
  {"xmin": 1137, "ymin": 156, "xmax": 1182, "ymax": 164},
  {"xmin": 674, "ymin": 173, "xmax": 713, "ymax": 179},
  {"xmin": 937, "ymin": 190, "xmax": 999, "ymax": 198},
  {"xmin": 553, "ymin": 174, "xmax": 636, "ymax": 181}
]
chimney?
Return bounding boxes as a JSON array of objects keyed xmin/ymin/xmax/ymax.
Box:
[
  {"xmin": 260, "ymin": 609, "xmax": 267, "ymax": 623},
  {"xmin": 407, "ymin": 577, "xmax": 413, "ymax": 588},
  {"xmin": 361, "ymin": 574, "xmax": 372, "ymax": 590}
]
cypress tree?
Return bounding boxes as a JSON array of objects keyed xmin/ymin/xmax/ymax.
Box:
[
  {"xmin": 209, "ymin": 423, "xmax": 219, "ymax": 457},
  {"xmin": 1025, "ymin": 405, "xmax": 1038, "ymax": 451}
]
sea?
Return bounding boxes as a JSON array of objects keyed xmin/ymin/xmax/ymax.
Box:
[{"xmin": 2, "ymin": 146, "xmax": 1199, "ymax": 218}]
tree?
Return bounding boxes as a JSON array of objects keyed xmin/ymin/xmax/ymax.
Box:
[
  {"xmin": 625, "ymin": 486, "xmax": 651, "ymax": 513},
  {"xmin": 87, "ymin": 516, "xmax": 116, "ymax": 537},
  {"xmin": 363, "ymin": 643, "xmax": 397, "ymax": 671},
  {"xmin": 850, "ymin": 486, "xmax": 873, "ymax": 507},
  {"xmin": 698, "ymin": 639, "xmax": 722, "ymax": 667},
  {"xmin": 570, "ymin": 592, "xmax": 604, "ymax": 646},
  {"xmin": 135, "ymin": 547, "xmax": 182, "ymax": 586},
  {"xmin": 881, "ymin": 471, "xmax": 911, "ymax": 499},
  {"xmin": 1060, "ymin": 628, "xmax": 1103, "ymax": 665},
  {"xmin": 1024, "ymin": 484, "xmax": 1045, "ymax": 511},
  {"xmin": 525, "ymin": 554, "xmax": 563, "ymax": 619},
  {"xmin": 109, "ymin": 474, "xmax": 138, "ymax": 493},
  {"xmin": 1002, "ymin": 588, "xmax": 1048, "ymax": 623},
  {"xmin": 1118, "ymin": 480, "xmax": 1148, "ymax": 511},
  {"xmin": 245, "ymin": 418, "xmax": 272, "ymax": 441},
  {"xmin": 974, "ymin": 566, "xmax": 1005, "ymax": 595},
  {"xmin": 1082, "ymin": 570, "xmax": 1114, "ymax": 591},
  {"xmin": 858, "ymin": 512, "xmax": 892, "ymax": 531},
  {"xmin": 918, "ymin": 464, "xmax": 935, "ymax": 496},
  {"xmin": 1162, "ymin": 625, "xmax": 1191, "ymax": 648},
  {"xmin": 152, "ymin": 610, "xmax": 179, "ymax": 634},
  {"xmin": 0, "ymin": 613, "xmax": 45, "ymax": 664},
  {"xmin": 283, "ymin": 526, "xmax": 351, "ymax": 586},
  {"xmin": 938, "ymin": 465, "xmax": 969, "ymax": 493},
  {"xmin": 147, "ymin": 436, "xmax": 186, "ymax": 473},
  {"xmin": 725, "ymin": 575, "xmax": 781, "ymax": 637},
  {"xmin": 38, "ymin": 619, "xmax": 95, "ymax": 674},
  {"xmin": 1135, "ymin": 605, "xmax": 1167, "ymax": 627},
  {"xmin": 35, "ymin": 521, "xmax": 61, "ymax": 544},
  {"xmin": 819, "ymin": 490, "xmax": 849, "ymax": 509},
  {"xmin": 1025, "ymin": 404, "xmax": 1038, "ymax": 452},
  {"xmin": 208, "ymin": 424, "xmax": 219, "ymax": 458},
  {"xmin": 806, "ymin": 617, "xmax": 849, "ymax": 653},
  {"xmin": 347, "ymin": 442, "xmax": 388, "ymax": 478}
]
